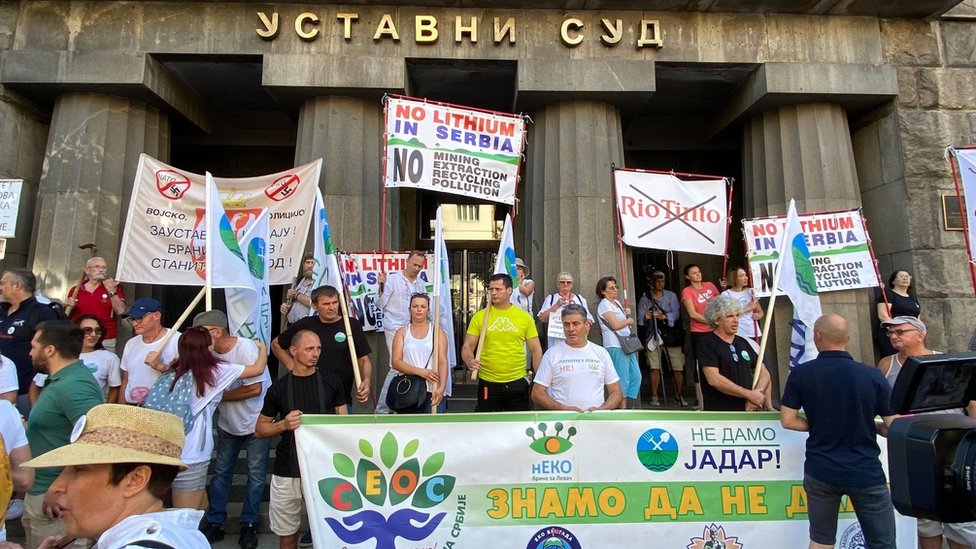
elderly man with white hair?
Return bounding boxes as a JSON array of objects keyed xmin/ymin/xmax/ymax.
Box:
[{"xmin": 696, "ymin": 295, "xmax": 773, "ymax": 411}]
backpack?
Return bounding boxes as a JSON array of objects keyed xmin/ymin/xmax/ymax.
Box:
[{"xmin": 143, "ymin": 370, "xmax": 198, "ymax": 434}]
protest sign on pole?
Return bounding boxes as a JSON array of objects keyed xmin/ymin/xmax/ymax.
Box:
[
  {"xmin": 614, "ymin": 169, "xmax": 729, "ymax": 255},
  {"xmin": 383, "ymin": 96, "xmax": 525, "ymax": 205},
  {"xmin": 0, "ymin": 180, "xmax": 23, "ymax": 238},
  {"xmin": 295, "ymin": 411, "xmax": 915, "ymax": 548},
  {"xmin": 338, "ymin": 252, "xmax": 434, "ymax": 332},
  {"xmin": 117, "ymin": 154, "xmax": 319, "ymax": 286},
  {"xmin": 743, "ymin": 209, "xmax": 878, "ymax": 298}
]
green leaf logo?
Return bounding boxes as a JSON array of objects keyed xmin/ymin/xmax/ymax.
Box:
[
  {"xmin": 246, "ymin": 238, "xmax": 266, "ymax": 279},
  {"xmin": 790, "ymin": 234, "xmax": 818, "ymax": 297},
  {"xmin": 218, "ymin": 216, "xmax": 244, "ymax": 261}
]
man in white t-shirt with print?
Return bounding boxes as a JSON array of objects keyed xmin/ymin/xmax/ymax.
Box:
[
  {"xmin": 193, "ymin": 310, "xmax": 270, "ymax": 549},
  {"xmin": 119, "ymin": 298, "xmax": 179, "ymax": 405},
  {"xmin": 532, "ymin": 304, "xmax": 622, "ymax": 412}
]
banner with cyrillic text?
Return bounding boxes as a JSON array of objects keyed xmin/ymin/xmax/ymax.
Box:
[
  {"xmin": 339, "ymin": 252, "xmax": 434, "ymax": 332},
  {"xmin": 117, "ymin": 154, "xmax": 319, "ymax": 286},
  {"xmin": 744, "ymin": 209, "xmax": 878, "ymax": 298},
  {"xmin": 383, "ymin": 96, "xmax": 525, "ymax": 205},
  {"xmin": 615, "ymin": 170, "xmax": 729, "ymax": 255},
  {"xmin": 295, "ymin": 412, "xmax": 914, "ymax": 549}
]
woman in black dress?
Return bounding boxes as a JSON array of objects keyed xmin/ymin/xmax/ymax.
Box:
[{"xmin": 876, "ymin": 269, "xmax": 921, "ymax": 356}]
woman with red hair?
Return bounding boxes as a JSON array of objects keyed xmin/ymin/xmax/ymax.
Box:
[{"xmin": 147, "ymin": 326, "xmax": 267, "ymax": 510}]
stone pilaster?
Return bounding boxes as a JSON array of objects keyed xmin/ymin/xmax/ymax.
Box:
[
  {"xmin": 743, "ymin": 102, "xmax": 874, "ymax": 390},
  {"xmin": 31, "ymin": 92, "xmax": 169, "ymax": 302},
  {"xmin": 525, "ymin": 100, "xmax": 629, "ymax": 332},
  {"xmin": 294, "ymin": 96, "xmax": 382, "ymax": 251}
]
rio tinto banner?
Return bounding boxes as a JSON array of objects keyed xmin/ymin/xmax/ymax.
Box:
[
  {"xmin": 295, "ymin": 412, "xmax": 914, "ymax": 549},
  {"xmin": 117, "ymin": 154, "xmax": 319, "ymax": 286},
  {"xmin": 340, "ymin": 251, "xmax": 433, "ymax": 332},
  {"xmin": 383, "ymin": 96, "xmax": 525, "ymax": 205},
  {"xmin": 743, "ymin": 209, "xmax": 879, "ymax": 298},
  {"xmin": 614, "ymin": 170, "xmax": 729, "ymax": 255}
]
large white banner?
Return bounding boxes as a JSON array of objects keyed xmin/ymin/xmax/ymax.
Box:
[
  {"xmin": 117, "ymin": 154, "xmax": 320, "ymax": 286},
  {"xmin": 615, "ymin": 170, "xmax": 728, "ymax": 255},
  {"xmin": 953, "ymin": 148, "xmax": 976, "ymax": 262},
  {"xmin": 0, "ymin": 180, "xmax": 23, "ymax": 238},
  {"xmin": 744, "ymin": 209, "xmax": 878, "ymax": 298},
  {"xmin": 383, "ymin": 97, "xmax": 525, "ymax": 205},
  {"xmin": 295, "ymin": 411, "xmax": 914, "ymax": 549},
  {"xmin": 339, "ymin": 252, "xmax": 434, "ymax": 332}
]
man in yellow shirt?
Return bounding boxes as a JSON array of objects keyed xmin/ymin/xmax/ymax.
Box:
[{"xmin": 462, "ymin": 273, "xmax": 543, "ymax": 411}]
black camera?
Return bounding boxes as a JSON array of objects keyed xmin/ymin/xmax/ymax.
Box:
[{"xmin": 887, "ymin": 352, "xmax": 976, "ymax": 522}]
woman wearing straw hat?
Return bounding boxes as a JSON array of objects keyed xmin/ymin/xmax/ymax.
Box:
[{"xmin": 23, "ymin": 404, "xmax": 209, "ymax": 548}]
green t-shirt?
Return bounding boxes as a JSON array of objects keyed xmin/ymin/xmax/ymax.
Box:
[
  {"xmin": 26, "ymin": 360, "xmax": 104, "ymax": 495},
  {"xmin": 466, "ymin": 305, "xmax": 538, "ymax": 383}
]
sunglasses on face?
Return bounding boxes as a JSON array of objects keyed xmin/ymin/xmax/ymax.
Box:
[{"xmin": 81, "ymin": 327, "xmax": 103, "ymax": 335}]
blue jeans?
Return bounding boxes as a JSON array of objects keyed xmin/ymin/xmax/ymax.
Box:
[
  {"xmin": 205, "ymin": 426, "xmax": 271, "ymax": 527},
  {"xmin": 803, "ymin": 473, "xmax": 896, "ymax": 548}
]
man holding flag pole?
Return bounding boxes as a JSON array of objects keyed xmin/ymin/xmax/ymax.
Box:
[
  {"xmin": 462, "ymin": 214, "xmax": 543, "ymax": 411},
  {"xmin": 271, "ymin": 189, "xmax": 371, "ymax": 408}
]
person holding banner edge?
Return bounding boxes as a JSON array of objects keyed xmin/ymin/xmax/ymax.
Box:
[
  {"xmin": 375, "ymin": 251, "xmax": 428, "ymax": 414},
  {"xmin": 64, "ymin": 257, "xmax": 126, "ymax": 353},
  {"xmin": 462, "ymin": 274, "xmax": 542, "ymax": 412},
  {"xmin": 391, "ymin": 293, "xmax": 448, "ymax": 413}
]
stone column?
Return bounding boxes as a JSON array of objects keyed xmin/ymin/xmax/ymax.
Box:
[
  {"xmin": 294, "ymin": 96, "xmax": 382, "ymax": 250},
  {"xmin": 525, "ymin": 100, "xmax": 629, "ymax": 334},
  {"xmin": 31, "ymin": 92, "xmax": 169, "ymax": 302},
  {"xmin": 294, "ymin": 95, "xmax": 383, "ymax": 396},
  {"xmin": 743, "ymin": 102, "xmax": 874, "ymax": 388}
]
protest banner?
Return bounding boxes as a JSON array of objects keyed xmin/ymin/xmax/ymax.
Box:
[
  {"xmin": 949, "ymin": 148, "xmax": 976, "ymax": 297},
  {"xmin": 339, "ymin": 251, "xmax": 434, "ymax": 332},
  {"xmin": 614, "ymin": 170, "xmax": 729, "ymax": 256},
  {"xmin": 0, "ymin": 180, "xmax": 23, "ymax": 238},
  {"xmin": 295, "ymin": 411, "xmax": 914, "ymax": 548},
  {"xmin": 116, "ymin": 154, "xmax": 319, "ymax": 286},
  {"xmin": 383, "ymin": 96, "xmax": 525, "ymax": 205},
  {"xmin": 744, "ymin": 209, "xmax": 878, "ymax": 298}
]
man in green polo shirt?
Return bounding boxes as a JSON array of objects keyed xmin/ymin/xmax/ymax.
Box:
[
  {"xmin": 462, "ymin": 273, "xmax": 543, "ymax": 412},
  {"xmin": 23, "ymin": 320, "xmax": 103, "ymax": 548}
]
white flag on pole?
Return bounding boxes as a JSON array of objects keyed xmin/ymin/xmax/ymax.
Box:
[
  {"xmin": 494, "ymin": 213, "xmax": 517, "ymax": 280},
  {"xmin": 228, "ymin": 209, "xmax": 271, "ymax": 346},
  {"xmin": 775, "ymin": 200, "xmax": 823, "ymax": 367},
  {"xmin": 433, "ymin": 206, "xmax": 456, "ymax": 397},
  {"xmin": 205, "ymin": 173, "xmax": 261, "ymax": 339},
  {"xmin": 311, "ymin": 188, "xmax": 344, "ymax": 303}
]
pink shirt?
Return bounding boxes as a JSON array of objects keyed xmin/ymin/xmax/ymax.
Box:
[{"xmin": 682, "ymin": 282, "xmax": 719, "ymax": 333}]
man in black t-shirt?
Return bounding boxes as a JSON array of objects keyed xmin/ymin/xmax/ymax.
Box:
[
  {"xmin": 696, "ymin": 295, "xmax": 773, "ymax": 411},
  {"xmin": 257, "ymin": 330, "xmax": 347, "ymax": 549},
  {"xmin": 271, "ymin": 285, "xmax": 372, "ymax": 406}
]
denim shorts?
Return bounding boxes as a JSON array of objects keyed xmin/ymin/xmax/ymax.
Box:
[
  {"xmin": 172, "ymin": 460, "xmax": 209, "ymax": 492},
  {"xmin": 803, "ymin": 473, "xmax": 896, "ymax": 548}
]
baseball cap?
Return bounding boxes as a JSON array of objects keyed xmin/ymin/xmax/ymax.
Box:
[
  {"xmin": 881, "ymin": 316, "xmax": 926, "ymax": 335},
  {"xmin": 192, "ymin": 309, "xmax": 228, "ymax": 329},
  {"xmin": 122, "ymin": 298, "xmax": 161, "ymax": 319}
]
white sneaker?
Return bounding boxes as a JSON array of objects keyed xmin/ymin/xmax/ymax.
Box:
[{"xmin": 5, "ymin": 499, "xmax": 23, "ymax": 521}]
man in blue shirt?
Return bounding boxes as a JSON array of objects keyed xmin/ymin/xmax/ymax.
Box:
[{"xmin": 780, "ymin": 313, "xmax": 897, "ymax": 549}]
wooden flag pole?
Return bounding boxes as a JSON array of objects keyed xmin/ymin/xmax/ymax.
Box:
[
  {"xmin": 471, "ymin": 304, "xmax": 492, "ymax": 381},
  {"xmin": 155, "ymin": 286, "xmax": 207, "ymax": 351},
  {"xmin": 431, "ymin": 294, "xmax": 441, "ymax": 414},
  {"xmin": 338, "ymin": 288, "xmax": 363, "ymax": 389}
]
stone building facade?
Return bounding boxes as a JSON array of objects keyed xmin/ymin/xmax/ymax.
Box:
[{"xmin": 1, "ymin": 0, "xmax": 975, "ymax": 391}]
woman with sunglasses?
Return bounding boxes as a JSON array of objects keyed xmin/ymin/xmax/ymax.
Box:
[
  {"xmin": 146, "ymin": 326, "xmax": 267, "ymax": 510},
  {"xmin": 391, "ymin": 294, "xmax": 449, "ymax": 413},
  {"xmin": 28, "ymin": 314, "xmax": 121, "ymax": 405}
]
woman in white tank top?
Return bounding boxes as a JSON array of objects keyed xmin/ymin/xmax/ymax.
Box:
[{"xmin": 391, "ymin": 294, "xmax": 449, "ymax": 413}]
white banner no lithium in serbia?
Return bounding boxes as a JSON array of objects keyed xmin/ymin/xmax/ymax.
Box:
[
  {"xmin": 615, "ymin": 170, "xmax": 728, "ymax": 255},
  {"xmin": 383, "ymin": 97, "xmax": 525, "ymax": 205}
]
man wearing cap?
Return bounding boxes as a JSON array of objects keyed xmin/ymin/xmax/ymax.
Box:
[
  {"xmin": 64, "ymin": 257, "xmax": 126, "ymax": 352},
  {"xmin": 0, "ymin": 268, "xmax": 63, "ymax": 417},
  {"xmin": 118, "ymin": 298, "xmax": 179, "ymax": 406},
  {"xmin": 23, "ymin": 320, "xmax": 104, "ymax": 549},
  {"xmin": 24, "ymin": 403, "xmax": 209, "ymax": 548},
  {"xmin": 194, "ymin": 310, "xmax": 269, "ymax": 549},
  {"xmin": 375, "ymin": 250, "xmax": 428, "ymax": 414},
  {"xmin": 258, "ymin": 330, "xmax": 347, "ymax": 549},
  {"xmin": 280, "ymin": 254, "xmax": 315, "ymax": 325},
  {"xmin": 878, "ymin": 315, "xmax": 976, "ymax": 549},
  {"xmin": 512, "ymin": 258, "xmax": 534, "ymax": 314}
]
